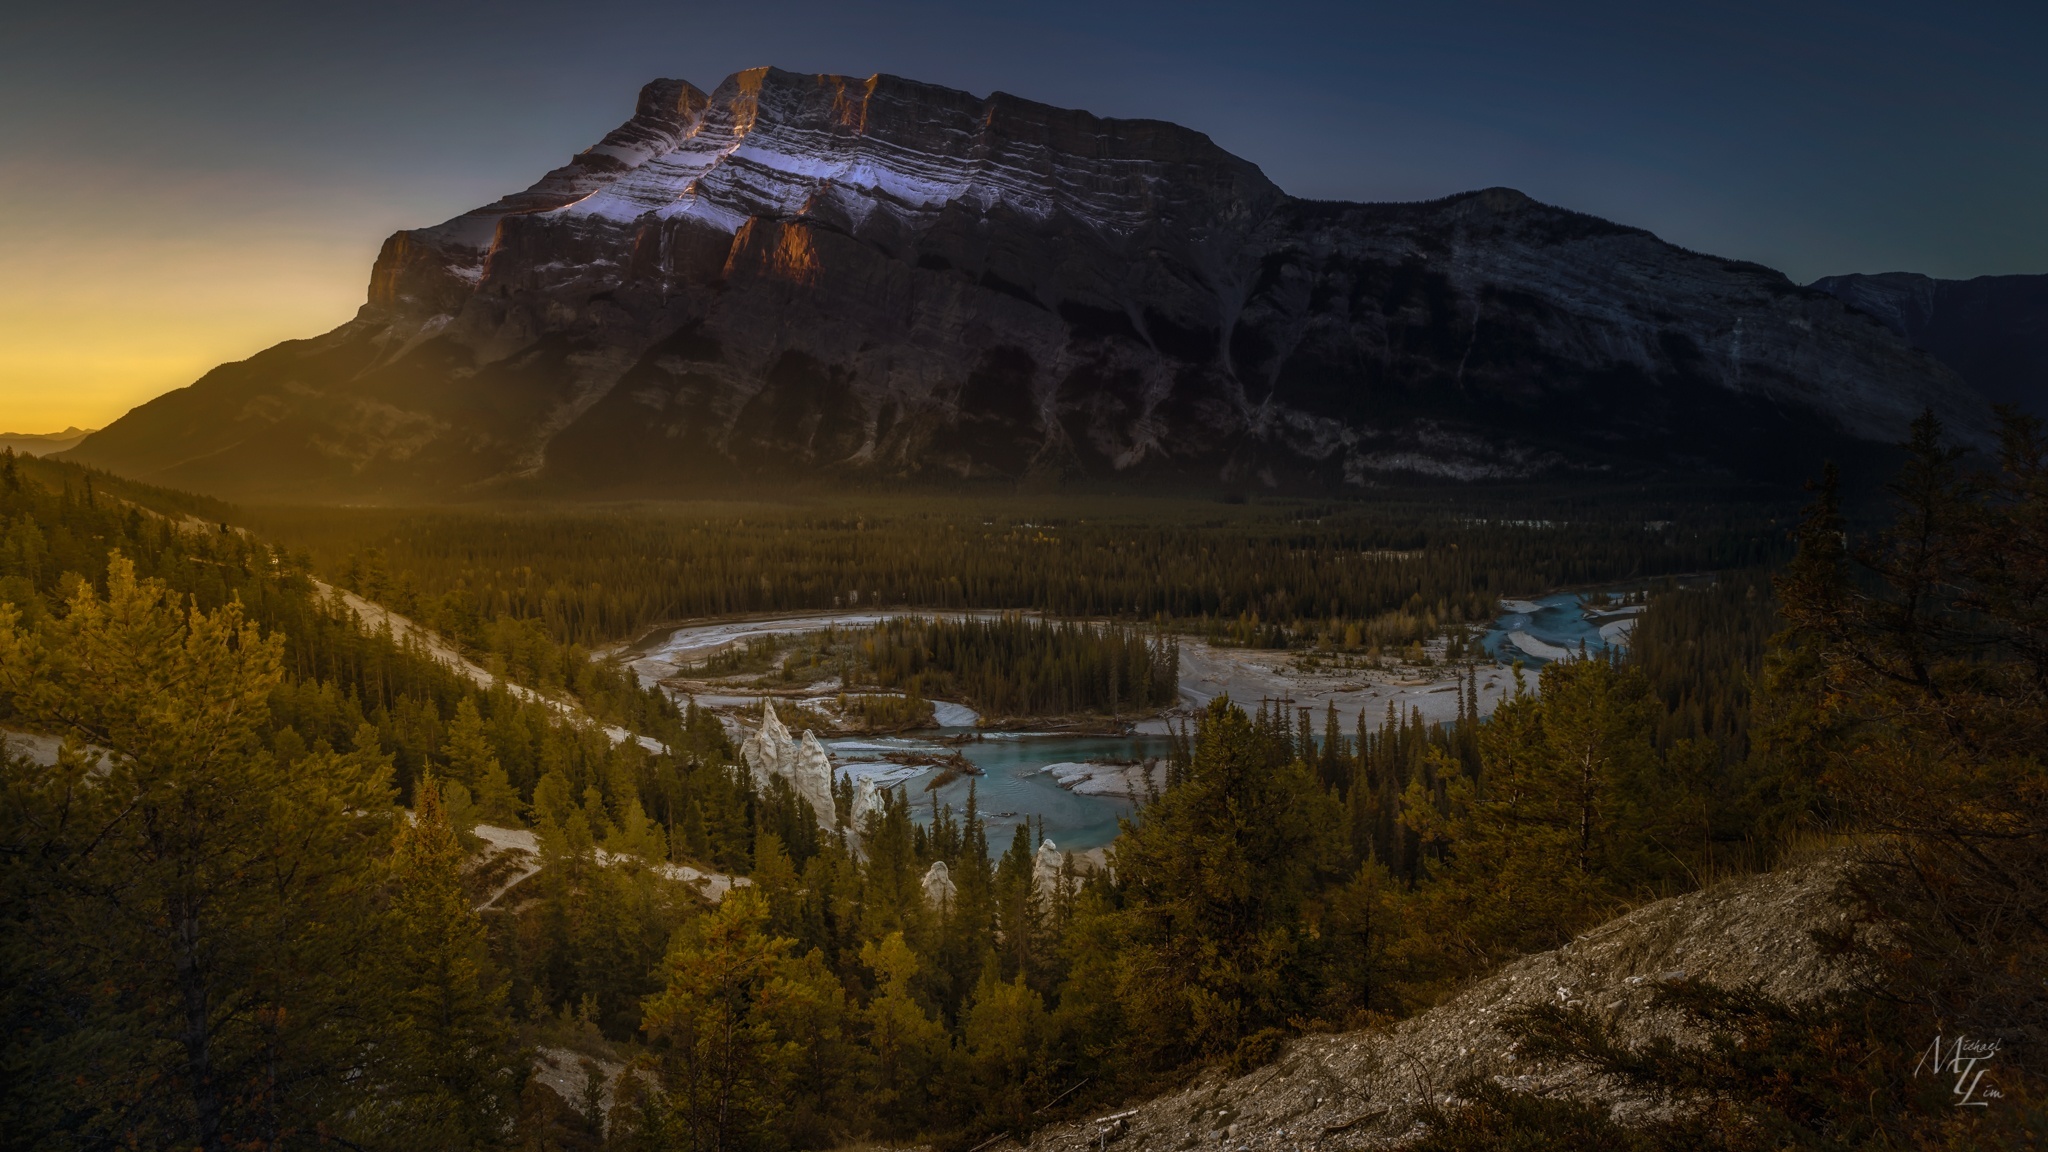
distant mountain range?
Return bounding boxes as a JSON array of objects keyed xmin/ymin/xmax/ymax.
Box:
[
  {"xmin": 67, "ymin": 68, "xmax": 2000, "ymax": 500},
  {"xmin": 3, "ymin": 427, "xmax": 94, "ymax": 458},
  {"xmin": 1810, "ymin": 272, "xmax": 2048, "ymax": 419}
]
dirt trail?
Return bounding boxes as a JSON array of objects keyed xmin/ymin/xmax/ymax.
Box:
[
  {"xmin": 469, "ymin": 823, "xmax": 749, "ymax": 909},
  {"xmin": 311, "ymin": 578, "xmax": 665, "ymax": 754}
]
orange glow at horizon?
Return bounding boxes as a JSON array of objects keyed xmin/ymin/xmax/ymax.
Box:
[{"xmin": 0, "ymin": 232, "xmax": 371, "ymax": 434}]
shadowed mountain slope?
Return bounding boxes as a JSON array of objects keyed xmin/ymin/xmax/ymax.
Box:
[
  {"xmin": 1812, "ymin": 271, "xmax": 2048, "ymax": 418},
  {"xmin": 70, "ymin": 68, "xmax": 1989, "ymax": 500}
]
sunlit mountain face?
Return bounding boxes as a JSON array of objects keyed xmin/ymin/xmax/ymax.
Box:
[{"xmin": 66, "ymin": 68, "xmax": 1986, "ymax": 501}]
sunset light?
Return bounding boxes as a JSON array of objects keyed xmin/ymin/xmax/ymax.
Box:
[{"xmin": 1, "ymin": 3, "xmax": 2040, "ymax": 1146}]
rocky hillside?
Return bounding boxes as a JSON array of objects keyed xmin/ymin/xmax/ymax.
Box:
[
  {"xmin": 1812, "ymin": 271, "xmax": 2048, "ymax": 418},
  {"xmin": 69, "ymin": 69, "xmax": 1988, "ymax": 499},
  {"xmin": 1011, "ymin": 853, "xmax": 1870, "ymax": 1151}
]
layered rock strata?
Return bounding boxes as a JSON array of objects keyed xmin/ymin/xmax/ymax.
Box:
[{"xmin": 68, "ymin": 68, "xmax": 1991, "ymax": 498}]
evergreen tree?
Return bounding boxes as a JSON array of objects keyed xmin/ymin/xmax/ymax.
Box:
[
  {"xmin": 446, "ymin": 697, "xmax": 521, "ymax": 825},
  {"xmin": 1398, "ymin": 658, "xmax": 1664, "ymax": 1002},
  {"xmin": 1768, "ymin": 411, "xmax": 2048, "ymax": 1052},
  {"xmin": 0, "ymin": 555, "xmax": 395, "ymax": 1150},
  {"xmin": 1109, "ymin": 696, "xmax": 1345, "ymax": 1068},
  {"xmin": 368, "ymin": 774, "xmax": 520, "ymax": 1147},
  {"xmin": 991, "ymin": 824, "xmax": 1045, "ymax": 985},
  {"xmin": 961, "ymin": 960, "xmax": 1052, "ymax": 1131},
  {"xmin": 640, "ymin": 887, "xmax": 801, "ymax": 1152},
  {"xmin": 858, "ymin": 931, "xmax": 948, "ymax": 1135}
]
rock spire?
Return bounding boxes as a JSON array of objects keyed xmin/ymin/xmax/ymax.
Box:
[{"xmin": 738, "ymin": 701, "xmax": 837, "ymax": 832}]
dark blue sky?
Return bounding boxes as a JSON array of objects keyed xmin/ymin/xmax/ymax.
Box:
[{"xmin": 2, "ymin": 0, "xmax": 2043, "ymax": 427}]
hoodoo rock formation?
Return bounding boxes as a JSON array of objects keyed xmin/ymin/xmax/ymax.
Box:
[
  {"xmin": 69, "ymin": 68, "xmax": 1991, "ymax": 498},
  {"xmin": 738, "ymin": 701, "xmax": 837, "ymax": 831},
  {"xmin": 921, "ymin": 860, "xmax": 957, "ymax": 911},
  {"xmin": 850, "ymin": 773, "xmax": 883, "ymax": 832},
  {"xmin": 1033, "ymin": 838, "xmax": 1067, "ymax": 901}
]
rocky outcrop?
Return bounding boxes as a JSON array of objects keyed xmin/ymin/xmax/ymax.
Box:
[
  {"xmin": 737, "ymin": 702, "xmax": 795, "ymax": 787},
  {"xmin": 1011, "ymin": 852, "xmax": 1872, "ymax": 1150},
  {"xmin": 739, "ymin": 702, "xmax": 836, "ymax": 830},
  {"xmin": 922, "ymin": 860, "xmax": 957, "ymax": 911},
  {"xmin": 67, "ymin": 69, "xmax": 1992, "ymax": 499},
  {"xmin": 850, "ymin": 773, "xmax": 884, "ymax": 831},
  {"xmin": 1811, "ymin": 271, "xmax": 2048, "ymax": 418},
  {"xmin": 1033, "ymin": 838, "xmax": 1067, "ymax": 902}
]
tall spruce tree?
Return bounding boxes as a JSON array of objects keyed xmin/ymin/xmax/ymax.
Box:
[
  {"xmin": 367, "ymin": 774, "xmax": 520, "ymax": 1146},
  {"xmin": 641, "ymin": 886, "xmax": 805, "ymax": 1152},
  {"xmin": 1109, "ymin": 696, "xmax": 1345, "ymax": 1068},
  {"xmin": 0, "ymin": 555, "xmax": 395, "ymax": 1150},
  {"xmin": 444, "ymin": 697, "xmax": 521, "ymax": 825}
]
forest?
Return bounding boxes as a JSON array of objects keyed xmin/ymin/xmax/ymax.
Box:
[
  {"xmin": 248, "ymin": 493, "xmax": 1790, "ymax": 658},
  {"xmin": 686, "ymin": 615, "xmax": 1178, "ymax": 718},
  {"xmin": 1, "ymin": 425, "xmax": 2040, "ymax": 1150}
]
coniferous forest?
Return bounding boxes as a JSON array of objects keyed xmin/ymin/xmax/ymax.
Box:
[
  {"xmin": 246, "ymin": 495, "xmax": 1787, "ymax": 654},
  {"xmin": 2, "ymin": 426, "xmax": 2042, "ymax": 1150},
  {"xmin": 704, "ymin": 615, "xmax": 1182, "ymax": 718}
]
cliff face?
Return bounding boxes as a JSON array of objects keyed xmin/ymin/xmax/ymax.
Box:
[
  {"xmin": 69, "ymin": 68, "xmax": 1989, "ymax": 499},
  {"xmin": 1812, "ymin": 271, "xmax": 2048, "ymax": 418}
]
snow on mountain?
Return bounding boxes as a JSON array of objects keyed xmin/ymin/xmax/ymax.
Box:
[{"xmin": 69, "ymin": 68, "xmax": 1991, "ymax": 499}]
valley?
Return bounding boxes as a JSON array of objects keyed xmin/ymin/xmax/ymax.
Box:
[
  {"xmin": 4, "ymin": 39, "xmax": 2041, "ymax": 1152},
  {"xmin": 7, "ymin": 352, "xmax": 2037, "ymax": 1152}
]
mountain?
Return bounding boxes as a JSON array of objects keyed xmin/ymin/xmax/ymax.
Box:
[
  {"xmin": 69, "ymin": 68, "xmax": 1989, "ymax": 500},
  {"xmin": 1811, "ymin": 271, "xmax": 2048, "ymax": 418},
  {"xmin": 2, "ymin": 427, "xmax": 94, "ymax": 457}
]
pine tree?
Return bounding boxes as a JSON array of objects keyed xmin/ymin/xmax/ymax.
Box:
[
  {"xmin": 641, "ymin": 887, "xmax": 802, "ymax": 1152},
  {"xmin": 445, "ymin": 696, "xmax": 521, "ymax": 825},
  {"xmin": 992, "ymin": 824, "xmax": 1044, "ymax": 983},
  {"xmin": 962, "ymin": 959, "xmax": 1051, "ymax": 1130},
  {"xmin": 1109, "ymin": 695, "xmax": 1345, "ymax": 1068},
  {"xmin": 368, "ymin": 774, "xmax": 519, "ymax": 1147},
  {"xmin": 0, "ymin": 555, "xmax": 396, "ymax": 1149},
  {"xmin": 859, "ymin": 931, "xmax": 949, "ymax": 1135},
  {"xmin": 1396, "ymin": 658, "xmax": 1660, "ymax": 1002}
]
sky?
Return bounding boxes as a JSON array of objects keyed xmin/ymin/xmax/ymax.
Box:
[{"xmin": 2, "ymin": 0, "xmax": 2043, "ymax": 433}]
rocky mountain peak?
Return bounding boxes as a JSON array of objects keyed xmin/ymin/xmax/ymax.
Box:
[{"xmin": 69, "ymin": 69, "xmax": 1992, "ymax": 499}]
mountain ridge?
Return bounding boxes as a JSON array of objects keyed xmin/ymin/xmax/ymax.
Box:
[
  {"xmin": 68, "ymin": 67, "xmax": 1990, "ymax": 500},
  {"xmin": 1811, "ymin": 270, "xmax": 2048, "ymax": 418}
]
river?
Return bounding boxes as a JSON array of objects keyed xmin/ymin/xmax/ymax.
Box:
[{"xmin": 624, "ymin": 591, "xmax": 1650, "ymax": 854}]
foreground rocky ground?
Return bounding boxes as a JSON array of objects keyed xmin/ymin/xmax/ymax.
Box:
[{"xmin": 1007, "ymin": 851, "xmax": 1868, "ymax": 1151}]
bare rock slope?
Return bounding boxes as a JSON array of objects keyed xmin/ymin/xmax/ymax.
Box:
[
  {"xmin": 1018, "ymin": 853, "xmax": 1868, "ymax": 1151},
  {"xmin": 70, "ymin": 69, "xmax": 1987, "ymax": 498},
  {"xmin": 1812, "ymin": 271, "xmax": 2048, "ymax": 418}
]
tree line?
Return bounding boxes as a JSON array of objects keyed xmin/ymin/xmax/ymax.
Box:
[
  {"xmin": 844, "ymin": 615, "xmax": 1178, "ymax": 717},
  {"xmin": 249, "ymin": 494, "xmax": 1788, "ymax": 655}
]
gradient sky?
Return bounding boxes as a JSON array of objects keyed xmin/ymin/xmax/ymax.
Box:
[{"xmin": 2, "ymin": 0, "xmax": 2043, "ymax": 432}]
